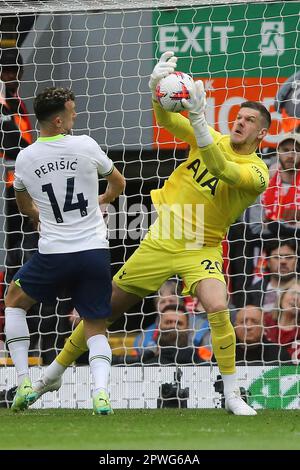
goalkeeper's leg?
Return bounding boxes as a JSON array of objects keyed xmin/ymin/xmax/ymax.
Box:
[
  {"xmin": 32, "ymin": 283, "xmax": 140, "ymax": 399},
  {"xmin": 195, "ymin": 279, "xmax": 257, "ymax": 416},
  {"xmin": 32, "ymin": 320, "xmax": 87, "ymax": 397},
  {"xmin": 33, "ymin": 238, "xmax": 170, "ymax": 400}
]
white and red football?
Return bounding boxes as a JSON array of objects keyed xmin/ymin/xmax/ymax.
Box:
[{"xmin": 155, "ymin": 71, "xmax": 193, "ymax": 112}]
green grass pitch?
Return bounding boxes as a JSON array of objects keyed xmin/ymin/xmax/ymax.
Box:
[{"xmin": 0, "ymin": 408, "xmax": 299, "ymax": 450}]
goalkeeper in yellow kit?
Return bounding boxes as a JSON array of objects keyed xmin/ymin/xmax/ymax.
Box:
[{"xmin": 30, "ymin": 52, "xmax": 270, "ymax": 415}]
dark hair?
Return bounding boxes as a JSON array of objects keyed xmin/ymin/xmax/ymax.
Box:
[
  {"xmin": 240, "ymin": 101, "xmax": 271, "ymax": 129},
  {"xmin": 160, "ymin": 303, "xmax": 187, "ymax": 315},
  {"xmin": 264, "ymin": 238, "xmax": 297, "ymax": 257},
  {"xmin": 34, "ymin": 87, "xmax": 75, "ymax": 122},
  {"xmin": 0, "ymin": 48, "xmax": 23, "ymax": 68}
]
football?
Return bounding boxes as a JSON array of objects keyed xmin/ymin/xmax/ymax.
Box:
[{"xmin": 155, "ymin": 71, "xmax": 193, "ymax": 112}]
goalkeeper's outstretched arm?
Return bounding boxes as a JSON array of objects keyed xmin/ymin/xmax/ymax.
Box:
[
  {"xmin": 198, "ymin": 143, "xmax": 268, "ymax": 193},
  {"xmin": 149, "ymin": 50, "xmax": 200, "ymax": 148},
  {"xmin": 182, "ymin": 80, "xmax": 269, "ymax": 194}
]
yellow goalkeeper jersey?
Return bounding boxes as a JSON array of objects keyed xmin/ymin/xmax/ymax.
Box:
[{"xmin": 150, "ymin": 101, "xmax": 269, "ymax": 251}]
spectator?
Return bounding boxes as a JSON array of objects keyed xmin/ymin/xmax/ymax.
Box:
[
  {"xmin": 134, "ymin": 280, "xmax": 212, "ymax": 358},
  {"xmin": 227, "ymin": 217, "xmax": 257, "ymax": 309},
  {"xmin": 0, "ymin": 48, "xmax": 37, "ymax": 285},
  {"xmin": 142, "ymin": 304, "xmax": 203, "ymax": 365},
  {"xmin": 155, "ymin": 279, "xmax": 182, "ymax": 312},
  {"xmin": 264, "ymin": 283, "xmax": 300, "ymax": 362},
  {"xmin": 246, "ymin": 239, "xmax": 298, "ymax": 312},
  {"xmin": 244, "ymin": 134, "xmax": 300, "ymax": 281},
  {"xmin": 274, "ymin": 71, "xmax": 300, "ymax": 133},
  {"xmin": 234, "ymin": 305, "xmax": 291, "ymax": 365},
  {"xmin": 262, "ymin": 133, "xmax": 300, "ymax": 239},
  {"xmin": 184, "ymin": 296, "xmax": 212, "ymax": 360},
  {"xmin": 133, "ymin": 279, "xmax": 183, "ymax": 356}
]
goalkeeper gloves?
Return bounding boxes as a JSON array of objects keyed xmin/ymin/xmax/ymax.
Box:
[
  {"xmin": 182, "ymin": 80, "xmax": 213, "ymax": 147},
  {"xmin": 148, "ymin": 51, "xmax": 178, "ymax": 100}
]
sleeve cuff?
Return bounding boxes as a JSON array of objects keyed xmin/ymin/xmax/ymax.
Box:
[{"xmin": 102, "ymin": 164, "xmax": 114, "ymax": 177}]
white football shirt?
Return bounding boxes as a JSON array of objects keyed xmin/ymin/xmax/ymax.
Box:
[{"xmin": 14, "ymin": 134, "xmax": 114, "ymax": 254}]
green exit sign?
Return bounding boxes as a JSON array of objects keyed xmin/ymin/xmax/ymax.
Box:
[{"xmin": 153, "ymin": 2, "xmax": 300, "ymax": 77}]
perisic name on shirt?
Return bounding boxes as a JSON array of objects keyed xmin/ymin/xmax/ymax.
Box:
[{"xmin": 34, "ymin": 158, "xmax": 78, "ymax": 178}]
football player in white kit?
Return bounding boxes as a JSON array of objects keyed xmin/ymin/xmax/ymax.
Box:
[{"xmin": 4, "ymin": 87, "xmax": 125, "ymax": 414}]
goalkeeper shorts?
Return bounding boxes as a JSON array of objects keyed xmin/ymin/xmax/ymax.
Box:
[{"xmin": 113, "ymin": 236, "xmax": 225, "ymax": 298}]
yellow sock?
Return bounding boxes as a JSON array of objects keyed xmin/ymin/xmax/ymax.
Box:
[
  {"xmin": 56, "ymin": 321, "xmax": 88, "ymax": 367},
  {"xmin": 208, "ymin": 310, "xmax": 236, "ymax": 375}
]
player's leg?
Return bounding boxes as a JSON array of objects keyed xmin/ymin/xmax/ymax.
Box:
[
  {"xmin": 196, "ymin": 279, "xmax": 256, "ymax": 415},
  {"xmin": 33, "ymin": 239, "xmax": 172, "ymax": 399},
  {"xmin": 59, "ymin": 280, "xmax": 140, "ymax": 364},
  {"xmin": 40, "ymin": 237, "xmax": 159, "ymax": 377},
  {"xmin": 33, "ymin": 318, "xmax": 88, "ymax": 396},
  {"xmin": 32, "ymin": 281, "xmax": 142, "ymax": 399},
  {"xmin": 86, "ymin": 244, "xmax": 172, "ymax": 414},
  {"xmin": 82, "ymin": 316, "xmax": 113, "ymax": 415},
  {"xmin": 67, "ymin": 249, "xmax": 114, "ymax": 415},
  {"xmin": 5, "ymin": 251, "xmax": 67, "ymax": 411},
  {"xmin": 178, "ymin": 247, "xmax": 256, "ymax": 416},
  {"xmin": 5, "ymin": 280, "xmax": 37, "ymax": 411}
]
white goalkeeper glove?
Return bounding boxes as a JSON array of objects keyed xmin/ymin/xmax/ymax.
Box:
[
  {"xmin": 148, "ymin": 51, "xmax": 178, "ymax": 100},
  {"xmin": 182, "ymin": 80, "xmax": 213, "ymax": 147}
]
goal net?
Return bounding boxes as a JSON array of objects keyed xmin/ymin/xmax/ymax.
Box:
[{"xmin": 0, "ymin": 0, "xmax": 299, "ymax": 410}]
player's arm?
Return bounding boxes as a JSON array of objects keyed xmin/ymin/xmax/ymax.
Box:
[
  {"xmin": 87, "ymin": 136, "xmax": 126, "ymax": 208},
  {"xmin": 99, "ymin": 167, "xmax": 126, "ymax": 206},
  {"xmin": 15, "ymin": 190, "xmax": 39, "ymax": 228},
  {"xmin": 154, "ymin": 101, "xmax": 219, "ymax": 148},
  {"xmin": 148, "ymin": 51, "xmax": 199, "ymax": 147},
  {"xmin": 13, "ymin": 154, "xmax": 39, "ymax": 227},
  {"xmin": 200, "ymin": 145, "xmax": 269, "ymax": 192},
  {"xmin": 196, "ymin": 138, "xmax": 269, "ymax": 191},
  {"xmin": 149, "ymin": 52, "xmax": 220, "ymax": 147},
  {"xmin": 182, "ymin": 81, "xmax": 269, "ymax": 193},
  {"xmin": 149, "ymin": 52, "xmax": 220, "ymax": 148},
  {"xmin": 153, "ymin": 100, "xmax": 198, "ymax": 147}
]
